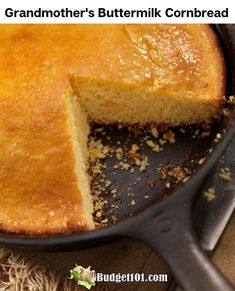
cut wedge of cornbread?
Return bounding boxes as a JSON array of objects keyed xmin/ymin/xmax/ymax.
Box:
[
  {"xmin": 0, "ymin": 24, "xmax": 225, "ymax": 234},
  {"xmin": 0, "ymin": 74, "xmax": 94, "ymax": 234}
]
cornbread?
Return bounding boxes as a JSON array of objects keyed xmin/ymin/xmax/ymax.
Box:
[
  {"xmin": 0, "ymin": 24, "xmax": 225, "ymax": 234},
  {"xmin": 72, "ymin": 24, "xmax": 225, "ymax": 124}
]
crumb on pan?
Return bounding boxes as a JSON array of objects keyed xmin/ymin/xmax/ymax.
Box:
[
  {"xmin": 89, "ymin": 124, "xmax": 213, "ymax": 226},
  {"xmin": 203, "ymin": 187, "xmax": 215, "ymax": 202},
  {"xmin": 219, "ymin": 167, "xmax": 231, "ymax": 181}
]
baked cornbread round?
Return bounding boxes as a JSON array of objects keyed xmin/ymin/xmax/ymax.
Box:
[{"xmin": 0, "ymin": 25, "xmax": 225, "ymax": 235}]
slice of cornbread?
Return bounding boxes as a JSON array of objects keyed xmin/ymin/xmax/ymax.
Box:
[
  {"xmin": 0, "ymin": 24, "xmax": 225, "ymax": 234},
  {"xmin": 0, "ymin": 71, "xmax": 94, "ymax": 234}
]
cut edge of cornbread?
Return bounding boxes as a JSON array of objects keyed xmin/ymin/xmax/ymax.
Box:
[
  {"xmin": 67, "ymin": 95, "xmax": 95, "ymax": 230},
  {"xmin": 72, "ymin": 76, "xmax": 225, "ymax": 126}
]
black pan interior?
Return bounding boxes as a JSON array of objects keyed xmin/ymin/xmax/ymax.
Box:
[{"xmin": 90, "ymin": 122, "xmax": 230, "ymax": 225}]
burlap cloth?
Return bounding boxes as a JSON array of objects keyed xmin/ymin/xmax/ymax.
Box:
[{"xmin": 0, "ymin": 211, "xmax": 234, "ymax": 290}]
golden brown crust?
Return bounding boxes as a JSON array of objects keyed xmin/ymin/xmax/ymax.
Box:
[
  {"xmin": 195, "ymin": 25, "xmax": 226, "ymax": 105},
  {"xmin": 209, "ymin": 25, "xmax": 226, "ymax": 105},
  {"xmin": 0, "ymin": 87, "xmax": 89, "ymax": 235},
  {"xmin": 0, "ymin": 24, "xmax": 225, "ymax": 235},
  {"xmin": 0, "ymin": 56, "xmax": 89, "ymax": 235},
  {"xmin": 71, "ymin": 24, "xmax": 226, "ymax": 125}
]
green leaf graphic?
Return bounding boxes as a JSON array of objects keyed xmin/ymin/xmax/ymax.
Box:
[{"xmin": 70, "ymin": 270, "xmax": 95, "ymax": 290}]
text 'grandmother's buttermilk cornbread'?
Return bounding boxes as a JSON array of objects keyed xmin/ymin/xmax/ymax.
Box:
[{"xmin": 0, "ymin": 25, "xmax": 225, "ymax": 234}]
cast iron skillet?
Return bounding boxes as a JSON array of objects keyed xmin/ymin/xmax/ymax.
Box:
[{"xmin": 0, "ymin": 25, "xmax": 235, "ymax": 291}]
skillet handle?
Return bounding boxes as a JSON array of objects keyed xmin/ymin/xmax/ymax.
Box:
[{"xmin": 125, "ymin": 199, "xmax": 234, "ymax": 291}]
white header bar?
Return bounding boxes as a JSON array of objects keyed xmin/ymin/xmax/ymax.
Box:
[{"xmin": 0, "ymin": 0, "xmax": 234, "ymax": 23}]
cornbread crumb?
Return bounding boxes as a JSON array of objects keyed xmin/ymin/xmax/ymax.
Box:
[
  {"xmin": 201, "ymin": 131, "xmax": 210, "ymax": 138},
  {"xmin": 146, "ymin": 140, "xmax": 160, "ymax": 152},
  {"xmin": 182, "ymin": 176, "xmax": 190, "ymax": 183},
  {"xmin": 150, "ymin": 127, "xmax": 159, "ymax": 138},
  {"xmin": 89, "ymin": 138, "xmax": 110, "ymax": 162},
  {"xmin": 214, "ymin": 133, "xmax": 222, "ymax": 143},
  {"xmin": 223, "ymin": 108, "xmax": 230, "ymax": 116},
  {"xmin": 204, "ymin": 188, "xmax": 215, "ymax": 202},
  {"xmin": 105, "ymin": 180, "xmax": 112, "ymax": 187},
  {"xmin": 116, "ymin": 147, "xmax": 123, "ymax": 160},
  {"xmin": 101, "ymin": 218, "xmax": 108, "ymax": 224},
  {"xmin": 140, "ymin": 156, "xmax": 149, "ymax": 172},
  {"xmin": 131, "ymin": 144, "xmax": 139, "ymax": 152},
  {"xmin": 159, "ymin": 139, "xmax": 167, "ymax": 145},
  {"xmin": 111, "ymin": 215, "xmax": 118, "ymax": 223},
  {"xmin": 219, "ymin": 168, "xmax": 231, "ymax": 181},
  {"xmin": 163, "ymin": 130, "xmax": 175, "ymax": 144},
  {"xmin": 165, "ymin": 182, "xmax": 171, "ymax": 189},
  {"xmin": 146, "ymin": 140, "xmax": 155, "ymax": 148},
  {"xmin": 131, "ymin": 199, "xmax": 136, "ymax": 206},
  {"xmin": 199, "ymin": 158, "xmax": 206, "ymax": 165},
  {"xmin": 229, "ymin": 96, "xmax": 235, "ymax": 104},
  {"xmin": 95, "ymin": 210, "xmax": 104, "ymax": 219},
  {"xmin": 147, "ymin": 179, "xmax": 156, "ymax": 188},
  {"xmin": 119, "ymin": 162, "xmax": 130, "ymax": 171}
]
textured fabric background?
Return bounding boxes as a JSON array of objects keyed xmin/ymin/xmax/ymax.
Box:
[{"xmin": 0, "ymin": 212, "xmax": 234, "ymax": 290}]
